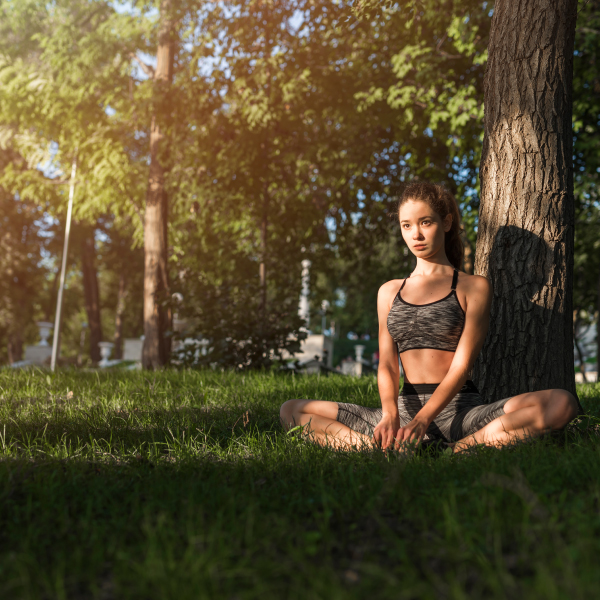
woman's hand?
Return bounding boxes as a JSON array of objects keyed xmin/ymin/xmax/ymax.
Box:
[
  {"xmin": 373, "ymin": 413, "xmax": 400, "ymax": 449},
  {"xmin": 394, "ymin": 417, "xmax": 429, "ymax": 449}
]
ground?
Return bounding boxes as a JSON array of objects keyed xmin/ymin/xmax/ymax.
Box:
[{"xmin": 0, "ymin": 369, "xmax": 599, "ymax": 599}]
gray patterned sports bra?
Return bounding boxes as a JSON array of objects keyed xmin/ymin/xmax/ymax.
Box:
[{"xmin": 387, "ymin": 269, "xmax": 465, "ymax": 354}]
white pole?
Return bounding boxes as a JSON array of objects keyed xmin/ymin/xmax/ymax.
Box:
[
  {"xmin": 298, "ymin": 259, "xmax": 311, "ymax": 328},
  {"xmin": 51, "ymin": 155, "xmax": 78, "ymax": 371}
]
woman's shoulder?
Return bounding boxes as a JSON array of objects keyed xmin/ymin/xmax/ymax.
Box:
[
  {"xmin": 378, "ymin": 278, "xmax": 405, "ymax": 296},
  {"xmin": 457, "ymin": 272, "xmax": 492, "ymax": 299},
  {"xmin": 377, "ymin": 278, "xmax": 404, "ymax": 308}
]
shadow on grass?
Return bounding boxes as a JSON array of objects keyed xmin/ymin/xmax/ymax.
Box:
[
  {"xmin": 0, "ymin": 403, "xmax": 599, "ymax": 600},
  {"xmin": 2, "ymin": 426, "xmax": 600, "ymax": 599},
  {"xmin": 1, "ymin": 373, "xmax": 599, "ymax": 598}
]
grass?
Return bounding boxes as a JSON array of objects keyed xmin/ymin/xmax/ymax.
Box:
[{"xmin": 0, "ymin": 369, "xmax": 599, "ymax": 600}]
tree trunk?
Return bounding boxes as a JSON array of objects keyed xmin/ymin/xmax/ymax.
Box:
[
  {"xmin": 143, "ymin": 0, "xmax": 175, "ymax": 369},
  {"xmin": 7, "ymin": 330, "xmax": 23, "ymax": 365},
  {"xmin": 114, "ymin": 270, "xmax": 127, "ymax": 360},
  {"xmin": 81, "ymin": 227, "xmax": 103, "ymax": 363},
  {"xmin": 259, "ymin": 180, "xmax": 268, "ymax": 326},
  {"xmin": 474, "ymin": 0, "xmax": 580, "ymax": 405}
]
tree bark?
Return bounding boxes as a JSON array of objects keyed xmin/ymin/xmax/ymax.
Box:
[
  {"xmin": 474, "ymin": 0, "xmax": 580, "ymax": 403},
  {"xmin": 113, "ymin": 270, "xmax": 127, "ymax": 360},
  {"xmin": 142, "ymin": 0, "xmax": 175, "ymax": 369},
  {"xmin": 81, "ymin": 227, "xmax": 103, "ymax": 363}
]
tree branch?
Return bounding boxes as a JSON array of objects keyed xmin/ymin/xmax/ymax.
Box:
[
  {"xmin": 130, "ymin": 54, "xmax": 155, "ymax": 78},
  {"xmin": 436, "ymin": 32, "xmax": 462, "ymax": 59},
  {"xmin": 577, "ymin": 27, "xmax": 600, "ymax": 35},
  {"xmin": 77, "ymin": 6, "xmax": 105, "ymax": 30}
]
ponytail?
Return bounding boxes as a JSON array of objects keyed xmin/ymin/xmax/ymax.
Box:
[{"xmin": 398, "ymin": 182, "xmax": 464, "ymax": 269}]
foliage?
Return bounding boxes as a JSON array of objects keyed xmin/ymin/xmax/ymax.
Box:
[
  {"xmin": 0, "ymin": 194, "xmax": 50, "ymax": 362},
  {"xmin": 306, "ymin": 0, "xmax": 493, "ymax": 336},
  {"xmin": 96, "ymin": 220, "xmax": 145, "ymax": 345},
  {"xmin": 0, "ymin": 0, "xmax": 150, "ymax": 227},
  {"xmin": 350, "ymin": 0, "xmax": 490, "ymax": 234},
  {"xmin": 573, "ymin": 199, "xmax": 600, "ymax": 317},
  {"xmin": 573, "ymin": 0, "xmax": 600, "ymax": 320},
  {"xmin": 174, "ymin": 264, "xmax": 307, "ymax": 370},
  {"xmin": 168, "ymin": 0, "xmax": 410, "ymax": 354},
  {"xmin": 573, "ymin": 0, "xmax": 600, "ymax": 183},
  {"xmin": 0, "ymin": 0, "xmax": 153, "ymax": 360},
  {"xmin": 0, "ymin": 370, "xmax": 599, "ymax": 597},
  {"xmin": 314, "ymin": 226, "xmax": 413, "ymax": 338},
  {"xmin": 1, "ymin": 0, "xmax": 600, "ymax": 362}
]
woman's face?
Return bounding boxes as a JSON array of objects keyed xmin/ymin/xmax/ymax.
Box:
[{"xmin": 399, "ymin": 200, "xmax": 452, "ymax": 260}]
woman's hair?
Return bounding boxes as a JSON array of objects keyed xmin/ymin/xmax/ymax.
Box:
[{"xmin": 398, "ymin": 182, "xmax": 464, "ymax": 270}]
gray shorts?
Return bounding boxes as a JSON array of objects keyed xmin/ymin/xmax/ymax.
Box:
[{"xmin": 336, "ymin": 380, "xmax": 511, "ymax": 443}]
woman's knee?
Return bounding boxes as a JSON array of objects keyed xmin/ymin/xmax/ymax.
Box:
[
  {"xmin": 548, "ymin": 389, "xmax": 578, "ymax": 428},
  {"xmin": 531, "ymin": 389, "xmax": 578, "ymax": 429},
  {"xmin": 279, "ymin": 399, "xmax": 300, "ymax": 428},
  {"xmin": 279, "ymin": 399, "xmax": 339, "ymax": 430}
]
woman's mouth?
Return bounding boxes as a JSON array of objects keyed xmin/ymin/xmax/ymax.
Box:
[{"xmin": 413, "ymin": 244, "xmax": 426, "ymax": 250}]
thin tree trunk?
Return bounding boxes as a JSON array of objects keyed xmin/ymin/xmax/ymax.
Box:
[
  {"xmin": 7, "ymin": 330, "xmax": 23, "ymax": 365},
  {"xmin": 114, "ymin": 270, "xmax": 127, "ymax": 360},
  {"xmin": 573, "ymin": 315, "xmax": 588, "ymax": 383},
  {"xmin": 81, "ymin": 227, "xmax": 103, "ymax": 363},
  {"xmin": 259, "ymin": 180, "xmax": 268, "ymax": 325},
  {"xmin": 143, "ymin": 0, "xmax": 175, "ymax": 369},
  {"xmin": 474, "ymin": 0, "xmax": 580, "ymax": 405}
]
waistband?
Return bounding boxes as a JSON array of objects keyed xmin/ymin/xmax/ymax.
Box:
[{"xmin": 401, "ymin": 380, "xmax": 479, "ymax": 396}]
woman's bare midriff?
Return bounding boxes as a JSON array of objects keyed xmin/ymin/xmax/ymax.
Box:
[{"xmin": 400, "ymin": 348, "xmax": 456, "ymax": 384}]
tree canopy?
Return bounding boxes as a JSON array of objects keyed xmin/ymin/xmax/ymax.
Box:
[{"xmin": 0, "ymin": 0, "xmax": 598, "ymax": 367}]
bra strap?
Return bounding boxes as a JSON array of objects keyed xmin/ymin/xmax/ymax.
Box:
[
  {"xmin": 451, "ymin": 269, "xmax": 458, "ymax": 290},
  {"xmin": 400, "ymin": 273, "xmax": 410, "ymax": 290}
]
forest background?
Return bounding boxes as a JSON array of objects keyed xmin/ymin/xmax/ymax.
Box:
[{"xmin": 0, "ymin": 0, "xmax": 599, "ymax": 369}]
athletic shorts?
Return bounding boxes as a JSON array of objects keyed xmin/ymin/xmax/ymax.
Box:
[{"xmin": 336, "ymin": 380, "xmax": 512, "ymax": 443}]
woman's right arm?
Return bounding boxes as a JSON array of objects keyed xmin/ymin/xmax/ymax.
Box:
[{"xmin": 373, "ymin": 281, "xmax": 401, "ymax": 449}]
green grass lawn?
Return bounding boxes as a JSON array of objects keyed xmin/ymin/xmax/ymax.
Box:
[{"xmin": 0, "ymin": 369, "xmax": 599, "ymax": 600}]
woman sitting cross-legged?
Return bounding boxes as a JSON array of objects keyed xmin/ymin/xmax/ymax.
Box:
[{"xmin": 279, "ymin": 182, "xmax": 579, "ymax": 453}]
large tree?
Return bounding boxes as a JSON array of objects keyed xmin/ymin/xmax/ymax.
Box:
[
  {"xmin": 142, "ymin": 0, "xmax": 177, "ymax": 369},
  {"xmin": 474, "ymin": 0, "xmax": 580, "ymax": 402}
]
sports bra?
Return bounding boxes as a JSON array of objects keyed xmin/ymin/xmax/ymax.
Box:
[{"xmin": 386, "ymin": 269, "xmax": 465, "ymax": 354}]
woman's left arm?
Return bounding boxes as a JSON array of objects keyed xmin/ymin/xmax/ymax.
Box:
[{"xmin": 395, "ymin": 275, "xmax": 493, "ymax": 445}]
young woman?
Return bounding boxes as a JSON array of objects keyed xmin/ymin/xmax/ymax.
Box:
[{"xmin": 280, "ymin": 182, "xmax": 579, "ymax": 452}]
